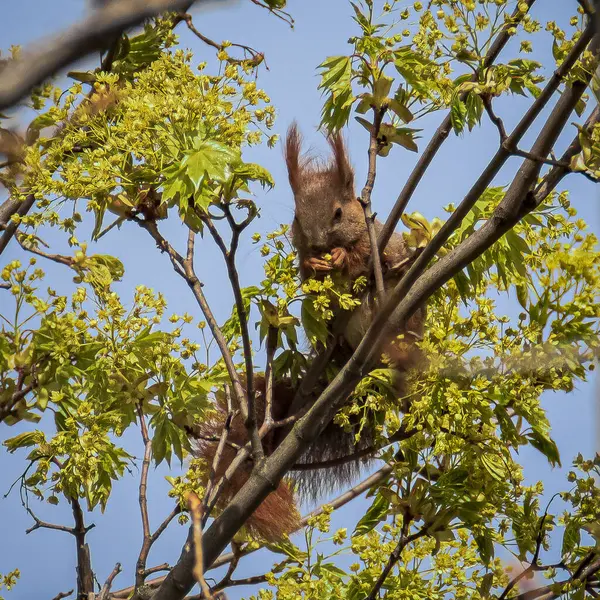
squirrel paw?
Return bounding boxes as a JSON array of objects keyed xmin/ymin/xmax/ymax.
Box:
[
  {"xmin": 304, "ymin": 256, "xmax": 333, "ymax": 273},
  {"xmin": 330, "ymin": 247, "xmax": 347, "ymax": 269}
]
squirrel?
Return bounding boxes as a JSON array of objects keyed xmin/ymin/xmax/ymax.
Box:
[{"xmin": 194, "ymin": 123, "xmax": 424, "ymax": 541}]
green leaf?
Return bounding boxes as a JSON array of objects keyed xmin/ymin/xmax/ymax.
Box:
[
  {"xmin": 527, "ymin": 428, "xmax": 561, "ymax": 467},
  {"xmin": 301, "ymin": 299, "xmax": 329, "ymax": 347},
  {"xmin": 353, "ymin": 492, "xmax": 390, "ymax": 536},
  {"xmin": 28, "ymin": 112, "xmax": 58, "ymax": 132},
  {"xmin": 465, "ymin": 92, "xmax": 484, "ymax": 131},
  {"xmin": 4, "ymin": 431, "xmax": 44, "ymax": 452},
  {"xmin": 450, "ymin": 95, "xmax": 467, "ymax": 135},
  {"xmin": 181, "ymin": 140, "xmax": 240, "ymax": 192},
  {"xmin": 372, "ymin": 75, "xmax": 393, "ymax": 107},
  {"xmin": 475, "ymin": 531, "xmax": 495, "ymax": 564},
  {"xmin": 318, "ymin": 55, "xmax": 353, "ymax": 131},
  {"xmin": 561, "ymin": 520, "xmax": 580, "ymax": 557},
  {"xmin": 349, "ymin": 1, "xmax": 371, "ymax": 32},
  {"xmin": 480, "ymin": 453, "xmax": 506, "ymax": 482},
  {"xmin": 389, "ymin": 98, "xmax": 413, "ymax": 123},
  {"xmin": 231, "ymin": 162, "xmax": 274, "ymax": 189}
]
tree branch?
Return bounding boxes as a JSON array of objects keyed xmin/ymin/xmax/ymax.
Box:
[
  {"xmin": 51, "ymin": 590, "xmax": 74, "ymax": 600},
  {"xmin": 202, "ymin": 386, "xmax": 234, "ymax": 514},
  {"xmin": 376, "ymin": 0, "xmax": 539, "ymax": 253},
  {"xmin": 187, "ymin": 492, "xmax": 212, "ymax": 600},
  {"xmin": 25, "ymin": 508, "xmax": 76, "ymax": 536},
  {"xmin": 262, "ymin": 327, "xmax": 278, "ymax": 430},
  {"xmin": 112, "ymin": 459, "xmax": 399, "ymax": 599},
  {"xmin": 70, "ymin": 495, "xmax": 95, "ymax": 600},
  {"xmin": 201, "ymin": 211, "xmax": 262, "ymax": 462},
  {"xmin": 0, "ymin": 0, "xmax": 201, "ymax": 112},
  {"xmin": 137, "ymin": 219, "xmax": 250, "ymax": 451},
  {"xmin": 135, "ymin": 408, "xmax": 153, "ymax": 589},
  {"xmin": 98, "ymin": 563, "xmax": 121, "ymax": 600},
  {"xmin": 364, "ymin": 526, "xmax": 427, "ymax": 600},
  {"xmin": 0, "ymin": 194, "xmax": 35, "ymax": 256},
  {"xmin": 359, "ymin": 107, "xmax": 386, "ymax": 303},
  {"xmin": 152, "ymin": 23, "xmax": 598, "ymax": 600},
  {"xmin": 181, "ymin": 13, "xmax": 266, "ymax": 67}
]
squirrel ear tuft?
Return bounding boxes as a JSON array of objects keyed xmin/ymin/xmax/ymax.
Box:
[
  {"xmin": 328, "ymin": 130, "xmax": 354, "ymax": 195},
  {"xmin": 285, "ymin": 121, "xmax": 302, "ymax": 194}
]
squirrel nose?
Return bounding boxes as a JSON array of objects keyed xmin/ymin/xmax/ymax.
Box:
[{"xmin": 310, "ymin": 243, "xmax": 328, "ymax": 254}]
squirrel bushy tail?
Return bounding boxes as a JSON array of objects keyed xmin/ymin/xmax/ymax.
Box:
[{"xmin": 194, "ymin": 375, "xmax": 301, "ymax": 541}]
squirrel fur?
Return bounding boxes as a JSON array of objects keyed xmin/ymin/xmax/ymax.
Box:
[{"xmin": 194, "ymin": 123, "xmax": 424, "ymax": 541}]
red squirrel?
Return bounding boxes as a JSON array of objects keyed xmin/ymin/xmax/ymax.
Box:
[{"xmin": 194, "ymin": 124, "xmax": 424, "ymax": 541}]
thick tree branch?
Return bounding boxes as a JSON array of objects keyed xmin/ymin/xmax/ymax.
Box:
[
  {"xmin": 376, "ymin": 0, "xmax": 538, "ymax": 253},
  {"xmin": 150, "ymin": 24, "xmax": 599, "ymax": 600},
  {"xmin": 114, "ymin": 457, "xmax": 400, "ymax": 598},
  {"xmin": 0, "ymin": 194, "xmax": 35, "ymax": 256},
  {"xmin": 0, "ymin": 0, "xmax": 202, "ymax": 112}
]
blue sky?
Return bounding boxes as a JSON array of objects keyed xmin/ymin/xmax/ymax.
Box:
[{"xmin": 0, "ymin": 1, "xmax": 599, "ymax": 599}]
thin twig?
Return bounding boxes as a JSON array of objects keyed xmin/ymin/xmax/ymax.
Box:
[
  {"xmin": 16, "ymin": 234, "xmax": 74, "ymax": 266},
  {"xmin": 262, "ymin": 327, "xmax": 278, "ymax": 429},
  {"xmin": 98, "ymin": 563, "xmax": 122, "ymax": 600},
  {"xmin": 200, "ymin": 211, "xmax": 262, "ymax": 461},
  {"xmin": 51, "ymin": 590, "xmax": 74, "ymax": 600},
  {"xmin": 482, "ymin": 94, "xmax": 508, "ymax": 141},
  {"xmin": 137, "ymin": 219, "xmax": 250, "ymax": 434},
  {"xmin": 376, "ymin": 0, "xmax": 539, "ymax": 254},
  {"xmin": 25, "ymin": 508, "xmax": 76, "ymax": 535},
  {"xmin": 364, "ymin": 527, "xmax": 428, "ymax": 600},
  {"xmin": 483, "ymin": 95, "xmax": 571, "ymax": 168},
  {"xmin": 112, "ymin": 460, "xmax": 398, "ymax": 598},
  {"xmin": 143, "ymin": 564, "xmax": 171, "ymax": 578},
  {"xmin": 202, "ymin": 385, "xmax": 234, "ymax": 514},
  {"xmin": 181, "ymin": 13, "xmax": 266, "ymax": 68},
  {"xmin": 359, "ymin": 108, "xmax": 386, "ymax": 304},
  {"xmin": 187, "ymin": 492, "xmax": 213, "ymax": 600},
  {"xmin": 135, "ymin": 407, "xmax": 153, "ymax": 588},
  {"xmin": 200, "ymin": 574, "xmax": 268, "ymax": 597}
]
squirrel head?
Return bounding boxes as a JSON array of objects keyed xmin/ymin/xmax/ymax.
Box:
[{"xmin": 285, "ymin": 122, "xmax": 366, "ymax": 256}]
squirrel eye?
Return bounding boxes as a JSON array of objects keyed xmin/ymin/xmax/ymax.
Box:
[{"xmin": 333, "ymin": 207, "xmax": 343, "ymax": 223}]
